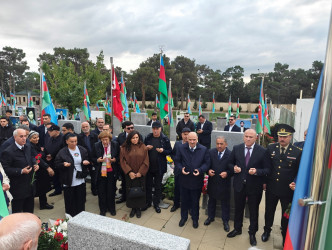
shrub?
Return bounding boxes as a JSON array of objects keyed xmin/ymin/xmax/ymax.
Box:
[{"xmin": 220, "ymin": 107, "xmax": 224, "ymax": 112}]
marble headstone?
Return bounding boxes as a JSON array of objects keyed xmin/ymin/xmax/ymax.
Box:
[{"xmin": 131, "ymin": 113, "xmax": 148, "ymax": 125}]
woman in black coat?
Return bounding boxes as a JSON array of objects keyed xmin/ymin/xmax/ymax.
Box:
[
  {"xmin": 92, "ymin": 131, "xmax": 119, "ymax": 216},
  {"xmin": 54, "ymin": 133, "xmax": 90, "ymax": 217},
  {"xmin": 28, "ymin": 130, "xmax": 54, "ymax": 210}
]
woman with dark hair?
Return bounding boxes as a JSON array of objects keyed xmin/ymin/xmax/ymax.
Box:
[
  {"xmin": 28, "ymin": 130, "xmax": 54, "ymax": 210},
  {"xmin": 92, "ymin": 131, "xmax": 119, "ymax": 216},
  {"xmin": 120, "ymin": 130, "xmax": 149, "ymax": 218},
  {"xmin": 54, "ymin": 133, "xmax": 89, "ymax": 216}
]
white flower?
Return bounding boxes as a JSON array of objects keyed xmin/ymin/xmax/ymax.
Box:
[{"xmin": 60, "ymin": 221, "xmax": 68, "ymax": 231}]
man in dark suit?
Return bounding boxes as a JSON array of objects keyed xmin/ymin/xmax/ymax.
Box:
[
  {"xmin": 1, "ymin": 128, "xmax": 39, "ymax": 213},
  {"xmin": 175, "ymin": 132, "xmax": 210, "ymax": 228},
  {"xmin": 262, "ymin": 124, "xmax": 302, "ymax": 245},
  {"xmin": 37, "ymin": 113, "xmax": 52, "ymax": 147},
  {"xmin": 93, "ymin": 118, "xmax": 105, "ymax": 136},
  {"xmin": 0, "ymin": 116, "xmax": 14, "ymax": 146},
  {"xmin": 147, "ymin": 112, "xmax": 160, "ymax": 126},
  {"xmin": 19, "ymin": 115, "xmax": 38, "ymax": 131},
  {"xmin": 196, "ymin": 115, "xmax": 213, "ymax": 149},
  {"xmin": 227, "ymin": 129, "xmax": 271, "ymax": 246},
  {"xmin": 204, "ymin": 136, "xmax": 231, "ymax": 232},
  {"xmin": 176, "ymin": 112, "xmax": 195, "ymax": 140},
  {"xmin": 58, "ymin": 110, "xmax": 65, "ymax": 120},
  {"xmin": 224, "ymin": 115, "xmax": 241, "ymax": 132},
  {"xmin": 239, "ymin": 121, "xmax": 248, "ymax": 133}
]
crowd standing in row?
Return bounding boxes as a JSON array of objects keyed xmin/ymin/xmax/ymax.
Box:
[{"xmin": 0, "ymin": 111, "xmax": 303, "ymax": 247}]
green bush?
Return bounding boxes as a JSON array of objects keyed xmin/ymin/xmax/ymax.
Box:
[
  {"xmin": 147, "ymin": 104, "xmax": 152, "ymax": 109},
  {"xmin": 163, "ymin": 175, "xmax": 175, "ymax": 200},
  {"xmin": 220, "ymin": 107, "xmax": 224, "ymax": 112},
  {"xmin": 255, "ymin": 106, "xmax": 259, "ymax": 113}
]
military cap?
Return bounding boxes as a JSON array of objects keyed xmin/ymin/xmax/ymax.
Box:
[{"xmin": 275, "ymin": 124, "xmax": 295, "ymax": 136}]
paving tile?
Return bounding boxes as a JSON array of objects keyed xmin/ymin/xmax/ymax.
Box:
[
  {"xmin": 143, "ymin": 216, "xmax": 167, "ymax": 231},
  {"xmin": 198, "ymin": 243, "xmax": 223, "ymax": 250}
]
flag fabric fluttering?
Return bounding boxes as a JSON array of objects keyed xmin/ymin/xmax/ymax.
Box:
[
  {"xmin": 41, "ymin": 74, "xmax": 58, "ymax": 125},
  {"xmin": 158, "ymin": 55, "xmax": 168, "ymax": 119},
  {"xmin": 112, "ymin": 66, "xmax": 124, "ymax": 123},
  {"xmin": 120, "ymin": 74, "xmax": 129, "ymax": 119},
  {"xmin": 236, "ymin": 98, "xmax": 240, "ymax": 118},
  {"xmin": 0, "ymin": 93, "xmax": 2, "ymax": 108},
  {"xmin": 156, "ymin": 94, "xmax": 160, "ymax": 109},
  {"xmin": 198, "ymin": 96, "xmax": 202, "ymax": 116},
  {"xmin": 187, "ymin": 94, "xmax": 191, "ymax": 114},
  {"xmin": 82, "ymin": 82, "xmax": 91, "ymax": 121},
  {"xmin": 0, "ymin": 179, "xmax": 9, "ymax": 219},
  {"xmin": 96, "ymin": 102, "xmax": 99, "ymax": 111},
  {"xmin": 130, "ymin": 96, "xmax": 136, "ymax": 112},
  {"xmin": 2, "ymin": 95, "xmax": 6, "ymax": 107},
  {"xmin": 10, "ymin": 92, "xmax": 16, "ymax": 111},
  {"xmin": 264, "ymin": 96, "xmax": 271, "ymax": 134},
  {"xmin": 134, "ymin": 96, "xmax": 140, "ymax": 113},
  {"xmin": 168, "ymin": 84, "xmax": 174, "ymax": 127},
  {"xmin": 227, "ymin": 95, "xmax": 232, "ymax": 122},
  {"xmin": 284, "ymin": 70, "xmax": 323, "ymax": 250},
  {"xmin": 256, "ymin": 80, "xmax": 264, "ymax": 134},
  {"xmin": 212, "ymin": 93, "xmax": 215, "ymax": 113}
]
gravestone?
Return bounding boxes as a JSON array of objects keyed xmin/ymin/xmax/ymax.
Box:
[
  {"xmin": 211, "ymin": 131, "xmax": 244, "ymax": 150},
  {"xmin": 133, "ymin": 125, "xmax": 152, "ymax": 139},
  {"xmin": 216, "ymin": 117, "xmax": 227, "ymax": 131},
  {"xmin": 68, "ymin": 211, "xmax": 190, "ymax": 250},
  {"xmin": 91, "ymin": 111, "xmax": 105, "ymax": 121},
  {"xmin": 202, "ymin": 112, "xmax": 210, "ymax": 121},
  {"xmin": 58, "ymin": 120, "xmax": 82, "ymax": 134},
  {"xmin": 170, "ymin": 125, "xmax": 177, "ymax": 141},
  {"xmin": 112, "ymin": 115, "xmax": 122, "ymax": 137},
  {"xmin": 131, "ymin": 113, "xmax": 148, "ymax": 125},
  {"xmin": 212, "ymin": 121, "xmax": 217, "ymax": 130}
]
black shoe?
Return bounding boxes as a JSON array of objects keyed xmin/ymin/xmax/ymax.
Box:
[
  {"xmin": 141, "ymin": 204, "xmax": 151, "ymax": 211},
  {"xmin": 170, "ymin": 205, "xmax": 179, "ymax": 212},
  {"xmin": 116, "ymin": 198, "xmax": 126, "ymax": 204},
  {"xmin": 261, "ymin": 231, "xmax": 270, "ymax": 242},
  {"xmin": 40, "ymin": 203, "xmax": 54, "ymax": 210},
  {"xmin": 92, "ymin": 190, "xmax": 98, "ymax": 196},
  {"xmin": 193, "ymin": 220, "xmax": 199, "ymax": 228},
  {"xmin": 179, "ymin": 218, "xmax": 187, "ymax": 227},
  {"xmin": 136, "ymin": 209, "xmax": 141, "ymax": 218},
  {"xmin": 49, "ymin": 191, "xmax": 61, "ymax": 197},
  {"xmin": 110, "ymin": 211, "xmax": 116, "ymax": 216},
  {"xmin": 223, "ymin": 221, "xmax": 230, "ymax": 232},
  {"xmin": 154, "ymin": 205, "xmax": 161, "ymax": 213},
  {"xmin": 250, "ymin": 234, "xmax": 257, "ymax": 246},
  {"xmin": 227, "ymin": 229, "xmax": 242, "ymax": 238},
  {"xmin": 204, "ymin": 217, "xmax": 215, "ymax": 226},
  {"xmin": 130, "ymin": 209, "xmax": 136, "ymax": 218},
  {"xmin": 100, "ymin": 212, "xmax": 106, "ymax": 216}
]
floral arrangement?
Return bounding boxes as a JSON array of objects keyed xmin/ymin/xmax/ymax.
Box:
[
  {"xmin": 166, "ymin": 155, "xmax": 174, "ymax": 169},
  {"xmin": 163, "ymin": 175, "xmax": 175, "ymax": 199},
  {"xmin": 202, "ymin": 175, "xmax": 209, "ymax": 194},
  {"xmin": 283, "ymin": 203, "xmax": 292, "ymax": 219},
  {"xmin": 31, "ymin": 153, "xmax": 42, "ymax": 185},
  {"xmin": 38, "ymin": 214, "xmax": 71, "ymax": 250}
]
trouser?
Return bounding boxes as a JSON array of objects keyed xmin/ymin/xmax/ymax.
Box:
[
  {"xmin": 264, "ymin": 191, "xmax": 293, "ymax": 239},
  {"xmin": 39, "ymin": 194, "xmax": 47, "ymax": 207},
  {"xmin": 173, "ymin": 175, "xmax": 181, "ymax": 207},
  {"xmin": 97, "ymin": 172, "xmax": 116, "ymax": 213},
  {"xmin": 52, "ymin": 169, "xmax": 62, "ymax": 193},
  {"xmin": 12, "ymin": 196, "xmax": 34, "ymax": 213},
  {"xmin": 207, "ymin": 196, "xmax": 230, "ymax": 222},
  {"xmin": 146, "ymin": 170, "xmax": 163, "ymax": 206},
  {"xmin": 63, "ymin": 183, "xmax": 86, "ymax": 217},
  {"xmin": 120, "ymin": 169, "xmax": 127, "ymax": 200},
  {"xmin": 180, "ymin": 186, "xmax": 201, "ymax": 221},
  {"xmin": 234, "ymin": 185, "xmax": 262, "ymax": 234}
]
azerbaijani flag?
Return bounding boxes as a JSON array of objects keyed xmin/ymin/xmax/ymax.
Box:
[
  {"xmin": 284, "ymin": 70, "xmax": 323, "ymax": 250},
  {"xmin": 10, "ymin": 92, "xmax": 15, "ymax": 111},
  {"xmin": 227, "ymin": 95, "xmax": 232, "ymax": 122},
  {"xmin": 264, "ymin": 96, "xmax": 271, "ymax": 134},
  {"xmin": 158, "ymin": 55, "xmax": 168, "ymax": 119},
  {"xmin": 2, "ymin": 95, "xmax": 6, "ymax": 106},
  {"xmin": 188, "ymin": 94, "xmax": 191, "ymax": 114},
  {"xmin": 134, "ymin": 96, "xmax": 140, "ymax": 113},
  {"xmin": 0, "ymin": 180, "xmax": 9, "ymax": 219},
  {"xmin": 212, "ymin": 93, "xmax": 215, "ymax": 113},
  {"xmin": 0, "ymin": 93, "xmax": 2, "ymax": 108},
  {"xmin": 82, "ymin": 82, "xmax": 91, "ymax": 121},
  {"xmin": 112, "ymin": 66, "xmax": 124, "ymax": 122},
  {"xmin": 41, "ymin": 74, "xmax": 58, "ymax": 125},
  {"xmin": 168, "ymin": 85, "xmax": 174, "ymax": 127},
  {"xmin": 120, "ymin": 74, "xmax": 129, "ymax": 119},
  {"xmin": 236, "ymin": 98, "xmax": 240, "ymax": 118},
  {"xmin": 198, "ymin": 96, "xmax": 202, "ymax": 115},
  {"xmin": 130, "ymin": 96, "xmax": 136, "ymax": 112},
  {"xmin": 156, "ymin": 94, "xmax": 160, "ymax": 109},
  {"xmin": 255, "ymin": 80, "xmax": 264, "ymax": 134}
]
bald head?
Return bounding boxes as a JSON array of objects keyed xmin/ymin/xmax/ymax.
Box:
[
  {"xmin": 0, "ymin": 213, "xmax": 41, "ymax": 250},
  {"xmin": 188, "ymin": 132, "xmax": 198, "ymax": 148},
  {"xmin": 243, "ymin": 129, "xmax": 257, "ymax": 147}
]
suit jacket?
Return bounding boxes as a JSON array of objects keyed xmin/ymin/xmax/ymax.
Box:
[
  {"xmin": 224, "ymin": 124, "xmax": 241, "ymax": 132},
  {"xmin": 175, "ymin": 143, "xmax": 210, "ymax": 190},
  {"xmin": 2, "ymin": 142, "xmax": 36, "ymax": 199},
  {"xmin": 207, "ymin": 148, "xmax": 231, "ymax": 200},
  {"xmin": 77, "ymin": 132, "xmax": 99, "ymax": 160},
  {"xmin": 266, "ymin": 143, "xmax": 302, "ymax": 197},
  {"xmin": 37, "ymin": 124, "xmax": 49, "ymax": 147},
  {"xmin": 228, "ymin": 143, "xmax": 271, "ymax": 194},
  {"xmin": 115, "ymin": 132, "xmax": 143, "ymax": 147},
  {"xmin": 196, "ymin": 120, "xmax": 213, "ymax": 148},
  {"xmin": 293, "ymin": 141, "xmax": 305, "ymax": 149},
  {"xmin": 176, "ymin": 119, "xmax": 195, "ymax": 140}
]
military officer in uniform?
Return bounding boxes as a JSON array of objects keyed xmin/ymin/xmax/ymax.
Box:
[{"xmin": 261, "ymin": 124, "xmax": 302, "ymax": 245}]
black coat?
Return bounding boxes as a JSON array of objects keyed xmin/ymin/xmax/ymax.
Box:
[
  {"xmin": 37, "ymin": 124, "xmax": 49, "ymax": 147},
  {"xmin": 144, "ymin": 133, "xmax": 172, "ymax": 174},
  {"xmin": 228, "ymin": 143, "xmax": 271, "ymax": 194},
  {"xmin": 2, "ymin": 142, "xmax": 36, "ymax": 199},
  {"xmin": 44, "ymin": 134, "xmax": 64, "ymax": 167},
  {"xmin": 92, "ymin": 141, "xmax": 120, "ymax": 183},
  {"xmin": 175, "ymin": 143, "xmax": 210, "ymax": 190},
  {"xmin": 171, "ymin": 140, "xmax": 183, "ymax": 176},
  {"xmin": 77, "ymin": 132, "xmax": 99, "ymax": 160},
  {"xmin": 224, "ymin": 124, "xmax": 241, "ymax": 132},
  {"xmin": 176, "ymin": 119, "xmax": 195, "ymax": 140},
  {"xmin": 207, "ymin": 148, "xmax": 231, "ymax": 200},
  {"xmin": 54, "ymin": 145, "xmax": 89, "ymax": 187},
  {"xmin": 116, "ymin": 132, "xmax": 127, "ymax": 147},
  {"xmin": 196, "ymin": 120, "xmax": 213, "ymax": 148},
  {"xmin": 0, "ymin": 125, "xmax": 14, "ymax": 146}
]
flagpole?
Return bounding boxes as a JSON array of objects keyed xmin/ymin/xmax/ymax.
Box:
[
  {"xmin": 39, "ymin": 61, "xmax": 43, "ymax": 122},
  {"xmin": 110, "ymin": 57, "xmax": 113, "ymax": 130},
  {"xmin": 155, "ymin": 94, "xmax": 157, "ymax": 112},
  {"xmin": 168, "ymin": 78, "xmax": 172, "ymax": 137}
]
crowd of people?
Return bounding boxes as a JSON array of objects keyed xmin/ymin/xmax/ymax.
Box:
[{"xmin": 0, "ymin": 110, "xmax": 304, "ymax": 247}]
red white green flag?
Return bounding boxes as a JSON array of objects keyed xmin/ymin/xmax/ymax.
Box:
[
  {"xmin": 112, "ymin": 66, "xmax": 124, "ymax": 122},
  {"xmin": 256, "ymin": 79, "xmax": 264, "ymax": 134}
]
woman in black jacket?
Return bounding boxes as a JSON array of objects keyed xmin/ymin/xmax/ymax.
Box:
[
  {"xmin": 54, "ymin": 133, "xmax": 89, "ymax": 217},
  {"xmin": 28, "ymin": 130, "xmax": 54, "ymax": 210},
  {"xmin": 92, "ymin": 131, "xmax": 119, "ymax": 216}
]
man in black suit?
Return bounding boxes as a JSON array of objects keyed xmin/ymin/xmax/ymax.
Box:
[
  {"xmin": 1, "ymin": 128, "xmax": 39, "ymax": 213},
  {"xmin": 227, "ymin": 129, "xmax": 271, "ymax": 246},
  {"xmin": 37, "ymin": 113, "xmax": 52, "ymax": 147},
  {"xmin": 239, "ymin": 121, "xmax": 248, "ymax": 133},
  {"xmin": 204, "ymin": 136, "xmax": 231, "ymax": 232},
  {"xmin": 224, "ymin": 115, "xmax": 241, "ymax": 132},
  {"xmin": 58, "ymin": 110, "xmax": 65, "ymax": 120},
  {"xmin": 93, "ymin": 118, "xmax": 105, "ymax": 136},
  {"xmin": 196, "ymin": 115, "xmax": 213, "ymax": 149},
  {"xmin": 176, "ymin": 112, "xmax": 195, "ymax": 140},
  {"xmin": 19, "ymin": 115, "xmax": 38, "ymax": 131},
  {"xmin": 0, "ymin": 116, "xmax": 14, "ymax": 146},
  {"xmin": 147, "ymin": 112, "xmax": 160, "ymax": 126}
]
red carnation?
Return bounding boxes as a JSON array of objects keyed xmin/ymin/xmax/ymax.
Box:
[{"xmin": 54, "ymin": 232, "xmax": 64, "ymax": 241}]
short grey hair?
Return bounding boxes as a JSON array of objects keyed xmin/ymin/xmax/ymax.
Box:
[
  {"xmin": 18, "ymin": 124, "xmax": 30, "ymax": 132},
  {"xmin": 216, "ymin": 136, "xmax": 227, "ymax": 143},
  {"xmin": 0, "ymin": 219, "xmax": 40, "ymax": 250}
]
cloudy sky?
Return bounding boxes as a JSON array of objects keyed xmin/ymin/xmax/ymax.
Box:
[{"xmin": 0, "ymin": 0, "xmax": 330, "ymax": 81}]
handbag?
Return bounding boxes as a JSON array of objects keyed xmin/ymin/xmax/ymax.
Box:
[{"xmin": 127, "ymin": 186, "xmax": 145, "ymax": 199}]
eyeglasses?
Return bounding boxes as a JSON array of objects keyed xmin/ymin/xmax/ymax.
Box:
[
  {"xmin": 184, "ymin": 116, "xmax": 190, "ymax": 118},
  {"xmin": 229, "ymin": 119, "xmax": 234, "ymax": 121},
  {"xmin": 127, "ymin": 127, "xmax": 134, "ymax": 130}
]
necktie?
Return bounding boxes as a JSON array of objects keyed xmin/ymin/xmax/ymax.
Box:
[
  {"xmin": 218, "ymin": 152, "xmax": 222, "ymax": 160},
  {"xmin": 281, "ymin": 147, "xmax": 285, "ymax": 156},
  {"xmin": 190, "ymin": 147, "xmax": 194, "ymax": 152},
  {"xmin": 245, "ymin": 147, "xmax": 251, "ymax": 166}
]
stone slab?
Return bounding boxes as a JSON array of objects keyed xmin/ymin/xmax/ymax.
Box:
[
  {"xmin": 134, "ymin": 125, "xmax": 152, "ymax": 140},
  {"xmin": 202, "ymin": 112, "xmax": 210, "ymax": 121},
  {"xmin": 211, "ymin": 131, "xmax": 244, "ymax": 150},
  {"xmin": 58, "ymin": 120, "xmax": 82, "ymax": 134},
  {"xmin": 112, "ymin": 115, "xmax": 122, "ymax": 137},
  {"xmin": 68, "ymin": 211, "xmax": 190, "ymax": 250},
  {"xmin": 91, "ymin": 111, "xmax": 105, "ymax": 121},
  {"xmin": 131, "ymin": 113, "xmax": 148, "ymax": 125},
  {"xmin": 294, "ymin": 98, "xmax": 314, "ymax": 142},
  {"xmin": 216, "ymin": 118, "xmax": 227, "ymax": 131}
]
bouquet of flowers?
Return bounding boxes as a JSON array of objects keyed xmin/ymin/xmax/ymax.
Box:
[
  {"xmin": 283, "ymin": 203, "xmax": 292, "ymax": 219},
  {"xmin": 166, "ymin": 155, "xmax": 174, "ymax": 169},
  {"xmin": 202, "ymin": 175, "xmax": 209, "ymax": 194},
  {"xmin": 31, "ymin": 153, "xmax": 42, "ymax": 185},
  {"xmin": 38, "ymin": 214, "xmax": 71, "ymax": 250}
]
